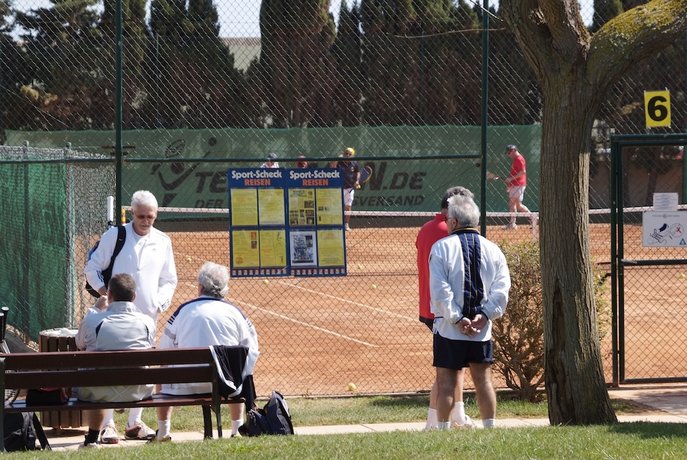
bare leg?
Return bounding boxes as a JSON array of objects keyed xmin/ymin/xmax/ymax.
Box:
[
  {"xmin": 508, "ymin": 196, "xmax": 518, "ymax": 227},
  {"xmin": 470, "ymin": 363, "xmax": 496, "ymax": 426},
  {"xmin": 156, "ymin": 406, "xmax": 173, "ymax": 439},
  {"xmin": 84, "ymin": 409, "xmax": 105, "ymax": 431},
  {"xmin": 230, "ymin": 402, "xmax": 244, "ymax": 436},
  {"xmin": 436, "ymin": 367, "xmax": 458, "ymax": 423},
  {"xmin": 429, "ymin": 369, "xmax": 465, "ymax": 428}
]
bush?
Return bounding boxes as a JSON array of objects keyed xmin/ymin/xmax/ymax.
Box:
[{"xmin": 492, "ymin": 241, "xmax": 610, "ymax": 402}]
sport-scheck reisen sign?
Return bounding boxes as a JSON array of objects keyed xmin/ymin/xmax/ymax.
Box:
[{"xmin": 227, "ymin": 167, "xmax": 347, "ymax": 277}]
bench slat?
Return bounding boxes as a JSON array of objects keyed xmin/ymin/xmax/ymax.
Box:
[
  {"xmin": 5, "ymin": 394, "xmax": 244, "ymax": 413},
  {"xmin": 5, "ymin": 366, "xmax": 215, "ymax": 389},
  {"xmin": 1, "ymin": 348, "xmax": 215, "ymax": 370}
]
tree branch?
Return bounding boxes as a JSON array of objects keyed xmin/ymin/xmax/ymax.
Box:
[
  {"xmin": 588, "ymin": 0, "xmax": 687, "ymax": 92},
  {"xmin": 500, "ymin": 0, "xmax": 590, "ymax": 87}
]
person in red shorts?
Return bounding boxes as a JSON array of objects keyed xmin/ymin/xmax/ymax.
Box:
[{"xmin": 415, "ymin": 186, "xmax": 475, "ymax": 430}]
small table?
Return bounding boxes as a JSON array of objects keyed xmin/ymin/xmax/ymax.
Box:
[{"xmin": 38, "ymin": 328, "xmax": 82, "ymax": 430}]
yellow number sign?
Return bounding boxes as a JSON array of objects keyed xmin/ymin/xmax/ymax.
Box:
[{"xmin": 644, "ymin": 90, "xmax": 671, "ymax": 128}]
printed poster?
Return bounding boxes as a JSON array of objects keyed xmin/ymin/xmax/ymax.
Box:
[
  {"xmin": 231, "ymin": 230, "xmax": 260, "ymax": 267},
  {"xmin": 230, "ymin": 189, "xmax": 258, "ymax": 226},
  {"xmin": 290, "ymin": 230, "xmax": 317, "ymax": 266},
  {"xmin": 288, "ymin": 189, "xmax": 316, "ymax": 226},
  {"xmin": 258, "ymin": 189, "xmax": 285, "ymax": 225},
  {"xmin": 317, "ymin": 229, "xmax": 345, "ymax": 266},
  {"xmin": 259, "ymin": 229, "xmax": 287, "ymax": 267},
  {"xmin": 316, "ymin": 188, "xmax": 343, "ymax": 225}
]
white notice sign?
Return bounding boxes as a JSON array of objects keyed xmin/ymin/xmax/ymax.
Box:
[
  {"xmin": 642, "ymin": 211, "xmax": 687, "ymax": 247},
  {"xmin": 653, "ymin": 193, "xmax": 678, "ymax": 211}
]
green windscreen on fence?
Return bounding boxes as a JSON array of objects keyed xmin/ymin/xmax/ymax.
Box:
[
  {"xmin": 0, "ymin": 147, "xmax": 114, "ymax": 342},
  {"xmin": 0, "ymin": 162, "xmax": 68, "ymax": 339},
  {"xmin": 5, "ymin": 125, "xmax": 541, "ymax": 213}
]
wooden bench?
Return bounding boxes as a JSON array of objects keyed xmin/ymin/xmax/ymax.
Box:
[{"xmin": 0, "ymin": 346, "xmax": 249, "ymax": 450}]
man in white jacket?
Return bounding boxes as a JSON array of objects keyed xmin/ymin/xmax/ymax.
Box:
[
  {"xmin": 154, "ymin": 261, "xmax": 259, "ymax": 441},
  {"xmin": 429, "ymin": 194, "xmax": 510, "ymax": 429},
  {"xmin": 84, "ymin": 190, "xmax": 177, "ymax": 442}
]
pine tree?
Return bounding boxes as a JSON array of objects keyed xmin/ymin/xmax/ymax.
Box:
[
  {"xmin": 0, "ymin": 0, "xmax": 22, "ymax": 137},
  {"xmin": 259, "ymin": 0, "xmax": 336, "ymax": 128},
  {"xmin": 332, "ymin": 1, "xmax": 363, "ymax": 126},
  {"xmin": 13, "ymin": 0, "xmax": 107, "ymax": 129},
  {"xmin": 100, "ymin": 0, "xmax": 150, "ymax": 128},
  {"xmin": 361, "ymin": 0, "xmax": 418, "ymax": 125},
  {"xmin": 147, "ymin": 0, "xmax": 246, "ymax": 128}
]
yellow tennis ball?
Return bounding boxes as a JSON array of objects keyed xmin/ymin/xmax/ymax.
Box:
[
  {"xmin": 371, "ymin": 284, "xmax": 377, "ymax": 289},
  {"xmin": 186, "ymin": 256, "xmax": 192, "ymax": 262},
  {"xmin": 347, "ymin": 382, "xmax": 357, "ymax": 391},
  {"xmin": 263, "ymin": 279, "xmax": 269, "ymax": 284}
]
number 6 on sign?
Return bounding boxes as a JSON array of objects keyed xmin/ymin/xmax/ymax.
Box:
[{"xmin": 644, "ymin": 90, "xmax": 671, "ymax": 128}]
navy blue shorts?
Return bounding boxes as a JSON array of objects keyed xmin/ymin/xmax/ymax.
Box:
[{"xmin": 433, "ymin": 333, "xmax": 494, "ymax": 370}]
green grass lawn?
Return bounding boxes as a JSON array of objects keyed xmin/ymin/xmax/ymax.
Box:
[
  {"xmin": 122, "ymin": 391, "xmax": 651, "ymax": 430},
  {"xmin": 24, "ymin": 423, "xmax": 687, "ymax": 459},
  {"xmin": 12, "ymin": 393, "xmax": 681, "ymax": 459}
]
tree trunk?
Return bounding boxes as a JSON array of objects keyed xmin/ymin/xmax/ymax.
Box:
[{"xmin": 540, "ymin": 78, "xmax": 617, "ymax": 424}]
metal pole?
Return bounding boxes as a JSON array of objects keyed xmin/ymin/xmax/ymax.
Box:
[
  {"xmin": 480, "ymin": 0, "xmax": 490, "ymax": 235},
  {"xmin": 610, "ymin": 138, "xmax": 618, "ymax": 386},
  {"xmin": 115, "ymin": 0, "xmax": 124, "ymax": 222}
]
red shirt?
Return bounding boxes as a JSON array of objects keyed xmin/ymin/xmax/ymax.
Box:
[
  {"xmin": 415, "ymin": 213, "xmax": 448, "ymax": 321},
  {"xmin": 509, "ymin": 153, "xmax": 527, "ymax": 186}
]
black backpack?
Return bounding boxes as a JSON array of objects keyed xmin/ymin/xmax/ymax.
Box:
[
  {"xmin": 85, "ymin": 225, "xmax": 126, "ymax": 298},
  {"xmin": 3, "ymin": 412, "xmax": 50, "ymax": 452},
  {"xmin": 240, "ymin": 390, "xmax": 294, "ymax": 436}
]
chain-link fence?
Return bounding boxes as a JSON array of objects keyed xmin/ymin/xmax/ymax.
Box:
[
  {"xmin": 612, "ymin": 137, "xmax": 687, "ymax": 383},
  {"xmin": 1, "ymin": 1, "xmax": 686, "ymax": 396}
]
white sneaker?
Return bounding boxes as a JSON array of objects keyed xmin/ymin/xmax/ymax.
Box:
[
  {"xmin": 99, "ymin": 423, "xmax": 120, "ymax": 444},
  {"xmin": 502, "ymin": 223, "xmax": 517, "ymax": 230},
  {"xmin": 125, "ymin": 421, "xmax": 156, "ymax": 440},
  {"xmin": 451, "ymin": 415, "xmax": 475, "ymax": 429},
  {"xmin": 345, "ymin": 224, "xmax": 351, "ymax": 231}
]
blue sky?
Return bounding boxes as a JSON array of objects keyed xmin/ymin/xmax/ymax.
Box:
[{"xmin": 16, "ymin": 1, "xmax": 595, "ymax": 38}]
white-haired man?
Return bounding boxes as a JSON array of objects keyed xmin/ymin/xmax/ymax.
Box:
[
  {"xmin": 429, "ymin": 195, "xmax": 510, "ymax": 429},
  {"xmin": 153, "ymin": 261, "xmax": 259, "ymax": 441},
  {"xmin": 416, "ymin": 186, "xmax": 475, "ymax": 430},
  {"xmin": 84, "ymin": 190, "xmax": 177, "ymax": 442}
]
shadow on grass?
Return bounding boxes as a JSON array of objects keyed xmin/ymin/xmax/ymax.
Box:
[
  {"xmin": 369, "ymin": 394, "xmax": 484, "ymax": 408},
  {"xmin": 610, "ymin": 421, "xmax": 687, "ymax": 439},
  {"xmin": 369, "ymin": 395, "xmax": 430, "ymax": 408}
]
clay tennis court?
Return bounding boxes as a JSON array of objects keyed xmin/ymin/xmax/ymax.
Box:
[{"xmin": 154, "ymin": 221, "xmax": 687, "ymax": 397}]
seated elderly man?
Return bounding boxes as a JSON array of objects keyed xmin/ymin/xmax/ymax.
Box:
[
  {"xmin": 75, "ymin": 273, "xmax": 156, "ymax": 448},
  {"xmin": 153, "ymin": 262, "xmax": 259, "ymax": 441}
]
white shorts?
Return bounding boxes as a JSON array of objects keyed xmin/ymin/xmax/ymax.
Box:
[
  {"xmin": 343, "ymin": 188, "xmax": 355, "ymax": 207},
  {"xmin": 508, "ymin": 185, "xmax": 526, "ymax": 202}
]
